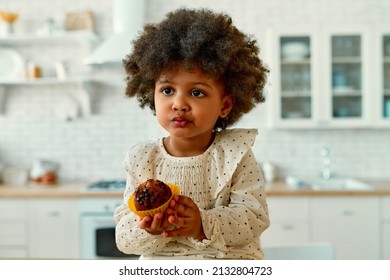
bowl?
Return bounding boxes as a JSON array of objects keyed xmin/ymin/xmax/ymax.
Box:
[{"xmin": 282, "ymin": 42, "xmax": 309, "ymax": 60}]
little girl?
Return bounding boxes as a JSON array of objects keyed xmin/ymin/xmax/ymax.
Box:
[{"xmin": 114, "ymin": 7, "xmax": 270, "ymax": 259}]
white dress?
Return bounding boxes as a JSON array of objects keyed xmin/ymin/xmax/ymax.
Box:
[{"xmin": 114, "ymin": 128, "xmax": 270, "ymax": 259}]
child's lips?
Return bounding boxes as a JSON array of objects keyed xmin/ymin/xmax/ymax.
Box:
[{"xmin": 172, "ymin": 117, "xmax": 190, "ymax": 127}]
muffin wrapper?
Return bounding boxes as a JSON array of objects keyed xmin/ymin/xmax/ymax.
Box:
[{"xmin": 128, "ymin": 183, "xmax": 180, "ymax": 218}]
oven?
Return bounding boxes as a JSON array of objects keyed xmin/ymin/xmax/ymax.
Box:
[{"xmin": 80, "ymin": 181, "xmax": 139, "ymax": 259}]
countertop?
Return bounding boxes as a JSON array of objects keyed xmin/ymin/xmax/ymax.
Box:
[{"xmin": 1, "ymin": 179, "xmax": 390, "ymax": 198}]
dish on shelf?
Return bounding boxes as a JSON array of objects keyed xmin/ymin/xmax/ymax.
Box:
[
  {"xmin": 0, "ymin": 47, "xmax": 25, "ymax": 80},
  {"xmin": 281, "ymin": 42, "xmax": 309, "ymax": 61}
]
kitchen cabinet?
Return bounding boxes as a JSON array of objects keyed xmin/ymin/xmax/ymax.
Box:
[
  {"xmin": 261, "ymin": 197, "xmax": 310, "ymax": 246},
  {"xmin": 375, "ymin": 26, "xmax": 390, "ymax": 127},
  {"xmin": 311, "ymin": 197, "xmax": 380, "ymax": 260},
  {"xmin": 27, "ymin": 199, "xmax": 79, "ymax": 259},
  {"xmin": 0, "ymin": 199, "xmax": 28, "ymax": 258},
  {"xmin": 381, "ymin": 197, "xmax": 390, "ymax": 259},
  {"xmin": 0, "ymin": 31, "xmax": 98, "ymax": 118},
  {"xmin": 266, "ymin": 24, "xmax": 379, "ymax": 129}
]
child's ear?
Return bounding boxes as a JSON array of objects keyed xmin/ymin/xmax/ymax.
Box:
[{"xmin": 220, "ymin": 95, "xmax": 234, "ymax": 118}]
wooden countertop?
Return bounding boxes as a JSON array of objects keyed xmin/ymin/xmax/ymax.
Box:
[
  {"xmin": 265, "ymin": 179, "xmax": 390, "ymax": 196},
  {"xmin": 0, "ymin": 179, "xmax": 390, "ymax": 198}
]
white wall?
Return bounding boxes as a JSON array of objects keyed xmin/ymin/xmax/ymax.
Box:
[{"xmin": 0, "ymin": 0, "xmax": 389, "ymax": 182}]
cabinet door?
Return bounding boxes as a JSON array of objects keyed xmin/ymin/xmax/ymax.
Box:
[
  {"xmin": 266, "ymin": 27, "xmax": 320, "ymax": 129},
  {"xmin": 375, "ymin": 27, "xmax": 390, "ymax": 127},
  {"xmin": 261, "ymin": 197, "xmax": 310, "ymax": 246},
  {"xmin": 0, "ymin": 199, "xmax": 28, "ymax": 258},
  {"xmin": 321, "ymin": 25, "xmax": 372, "ymax": 127},
  {"xmin": 311, "ymin": 197, "xmax": 380, "ymax": 260},
  {"xmin": 28, "ymin": 199, "xmax": 79, "ymax": 259},
  {"xmin": 382, "ymin": 197, "xmax": 390, "ymax": 259}
]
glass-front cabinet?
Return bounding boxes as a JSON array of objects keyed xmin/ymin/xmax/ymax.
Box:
[
  {"xmin": 267, "ymin": 28, "xmax": 320, "ymax": 128},
  {"xmin": 381, "ymin": 32, "xmax": 390, "ymax": 123},
  {"xmin": 267, "ymin": 25, "xmax": 375, "ymax": 128}
]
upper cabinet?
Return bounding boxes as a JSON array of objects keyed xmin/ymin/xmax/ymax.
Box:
[
  {"xmin": 376, "ymin": 26, "xmax": 390, "ymax": 127},
  {"xmin": 266, "ymin": 24, "xmax": 389, "ymax": 129}
]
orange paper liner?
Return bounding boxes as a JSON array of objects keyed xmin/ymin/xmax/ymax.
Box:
[{"xmin": 128, "ymin": 183, "xmax": 180, "ymax": 218}]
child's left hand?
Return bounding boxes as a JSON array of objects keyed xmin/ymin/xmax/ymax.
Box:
[{"xmin": 163, "ymin": 195, "xmax": 206, "ymax": 241}]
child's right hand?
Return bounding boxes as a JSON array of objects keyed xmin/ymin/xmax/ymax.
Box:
[{"xmin": 137, "ymin": 212, "xmax": 172, "ymax": 235}]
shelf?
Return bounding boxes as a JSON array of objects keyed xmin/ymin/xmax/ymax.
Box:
[
  {"xmin": 281, "ymin": 59, "xmax": 311, "ymax": 65},
  {"xmin": 0, "ymin": 78, "xmax": 94, "ymax": 119},
  {"xmin": 332, "ymin": 88, "xmax": 361, "ymax": 96},
  {"xmin": 0, "ymin": 77, "xmax": 92, "ymax": 85},
  {"xmin": 332, "ymin": 57, "xmax": 361, "ymax": 64},
  {"xmin": 281, "ymin": 90, "xmax": 311, "ymax": 98},
  {"xmin": 0, "ymin": 31, "xmax": 99, "ymax": 51}
]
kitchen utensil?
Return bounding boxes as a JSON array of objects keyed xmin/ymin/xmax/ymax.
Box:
[
  {"xmin": 281, "ymin": 42, "xmax": 309, "ymax": 60},
  {"xmin": 30, "ymin": 159, "xmax": 59, "ymax": 180},
  {"xmin": 2, "ymin": 166, "xmax": 29, "ymax": 186},
  {"xmin": 262, "ymin": 161, "xmax": 277, "ymax": 183},
  {"xmin": 0, "ymin": 47, "xmax": 25, "ymax": 80}
]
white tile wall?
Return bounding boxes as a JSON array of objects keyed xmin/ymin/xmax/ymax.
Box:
[{"xmin": 1, "ymin": 0, "xmax": 390, "ymax": 182}]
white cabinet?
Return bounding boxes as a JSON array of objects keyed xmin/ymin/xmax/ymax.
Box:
[
  {"xmin": 261, "ymin": 197, "xmax": 310, "ymax": 246},
  {"xmin": 0, "ymin": 199, "xmax": 28, "ymax": 258},
  {"xmin": 311, "ymin": 197, "xmax": 380, "ymax": 260},
  {"xmin": 266, "ymin": 24, "xmax": 384, "ymax": 129},
  {"xmin": 381, "ymin": 197, "xmax": 390, "ymax": 259},
  {"xmin": 375, "ymin": 26, "xmax": 390, "ymax": 127},
  {"xmin": 27, "ymin": 199, "xmax": 79, "ymax": 259}
]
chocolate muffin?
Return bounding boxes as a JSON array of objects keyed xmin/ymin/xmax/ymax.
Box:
[{"xmin": 134, "ymin": 179, "xmax": 172, "ymax": 211}]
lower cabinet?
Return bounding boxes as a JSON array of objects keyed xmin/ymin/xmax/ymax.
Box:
[
  {"xmin": 263, "ymin": 196, "xmax": 383, "ymax": 260},
  {"xmin": 0, "ymin": 199, "xmax": 28, "ymax": 258},
  {"xmin": 382, "ymin": 197, "xmax": 390, "ymax": 260},
  {"xmin": 261, "ymin": 197, "xmax": 310, "ymax": 246},
  {"xmin": 27, "ymin": 199, "xmax": 80, "ymax": 259},
  {"xmin": 311, "ymin": 197, "xmax": 380, "ymax": 260}
]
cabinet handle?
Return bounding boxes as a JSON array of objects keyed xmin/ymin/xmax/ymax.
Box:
[
  {"xmin": 342, "ymin": 210, "xmax": 355, "ymax": 216},
  {"xmin": 47, "ymin": 211, "xmax": 60, "ymax": 217},
  {"xmin": 281, "ymin": 224, "xmax": 295, "ymax": 230}
]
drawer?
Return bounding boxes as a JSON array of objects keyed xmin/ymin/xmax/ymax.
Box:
[
  {"xmin": 0, "ymin": 199, "xmax": 26, "ymax": 219},
  {"xmin": 382, "ymin": 197, "xmax": 390, "ymax": 220},
  {"xmin": 261, "ymin": 221, "xmax": 309, "ymax": 246},
  {"xmin": 0, "ymin": 247, "xmax": 28, "ymax": 259},
  {"xmin": 267, "ymin": 197, "xmax": 310, "ymax": 220},
  {"xmin": 0, "ymin": 221, "xmax": 27, "ymax": 246}
]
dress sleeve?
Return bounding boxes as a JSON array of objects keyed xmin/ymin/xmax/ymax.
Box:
[
  {"xmin": 114, "ymin": 146, "xmax": 171, "ymax": 256},
  {"xmin": 187, "ymin": 148, "xmax": 270, "ymax": 251}
]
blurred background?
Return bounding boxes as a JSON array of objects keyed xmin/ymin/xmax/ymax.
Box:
[{"xmin": 0, "ymin": 0, "xmax": 390, "ymax": 260}]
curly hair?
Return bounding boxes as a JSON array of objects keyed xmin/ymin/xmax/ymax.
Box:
[{"xmin": 123, "ymin": 8, "xmax": 269, "ymax": 129}]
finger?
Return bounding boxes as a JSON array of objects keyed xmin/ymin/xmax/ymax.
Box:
[
  {"xmin": 148, "ymin": 212, "xmax": 163, "ymax": 231},
  {"xmin": 138, "ymin": 216, "xmax": 152, "ymax": 229},
  {"xmin": 170, "ymin": 196, "xmax": 196, "ymax": 215},
  {"xmin": 168, "ymin": 215, "xmax": 188, "ymax": 229}
]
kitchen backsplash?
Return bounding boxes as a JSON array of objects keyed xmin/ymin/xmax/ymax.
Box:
[{"xmin": 1, "ymin": 0, "xmax": 390, "ymax": 182}]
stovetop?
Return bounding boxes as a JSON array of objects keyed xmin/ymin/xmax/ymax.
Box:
[{"xmin": 84, "ymin": 180, "xmax": 126, "ymax": 192}]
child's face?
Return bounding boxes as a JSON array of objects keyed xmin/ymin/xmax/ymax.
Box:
[{"xmin": 154, "ymin": 65, "xmax": 233, "ymax": 141}]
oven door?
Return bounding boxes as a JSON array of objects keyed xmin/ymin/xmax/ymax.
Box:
[{"xmin": 80, "ymin": 214, "xmax": 139, "ymax": 259}]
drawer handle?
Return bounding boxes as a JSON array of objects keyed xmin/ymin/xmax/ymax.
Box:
[
  {"xmin": 281, "ymin": 225, "xmax": 295, "ymax": 230},
  {"xmin": 342, "ymin": 210, "xmax": 355, "ymax": 216},
  {"xmin": 47, "ymin": 211, "xmax": 60, "ymax": 217}
]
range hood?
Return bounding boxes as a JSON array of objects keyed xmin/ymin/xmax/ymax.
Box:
[{"xmin": 84, "ymin": 0, "xmax": 145, "ymax": 65}]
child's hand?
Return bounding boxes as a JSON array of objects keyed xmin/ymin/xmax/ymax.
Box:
[
  {"xmin": 164, "ymin": 195, "xmax": 206, "ymax": 240},
  {"xmin": 138, "ymin": 212, "xmax": 171, "ymax": 235}
]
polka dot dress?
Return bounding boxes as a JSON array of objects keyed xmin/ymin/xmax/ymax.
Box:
[{"xmin": 114, "ymin": 129, "xmax": 270, "ymax": 259}]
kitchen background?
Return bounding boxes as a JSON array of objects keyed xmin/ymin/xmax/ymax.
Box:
[{"xmin": 1, "ymin": 0, "xmax": 390, "ymax": 185}]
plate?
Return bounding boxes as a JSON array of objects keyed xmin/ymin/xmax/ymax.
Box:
[{"xmin": 0, "ymin": 47, "xmax": 25, "ymax": 80}]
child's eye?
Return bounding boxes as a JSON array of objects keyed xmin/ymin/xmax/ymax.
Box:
[
  {"xmin": 191, "ymin": 89, "xmax": 205, "ymax": 97},
  {"xmin": 161, "ymin": 87, "xmax": 174, "ymax": 95}
]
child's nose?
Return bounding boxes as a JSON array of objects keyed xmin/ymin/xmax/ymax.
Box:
[{"xmin": 172, "ymin": 94, "xmax": 189, "ymax": 112}]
